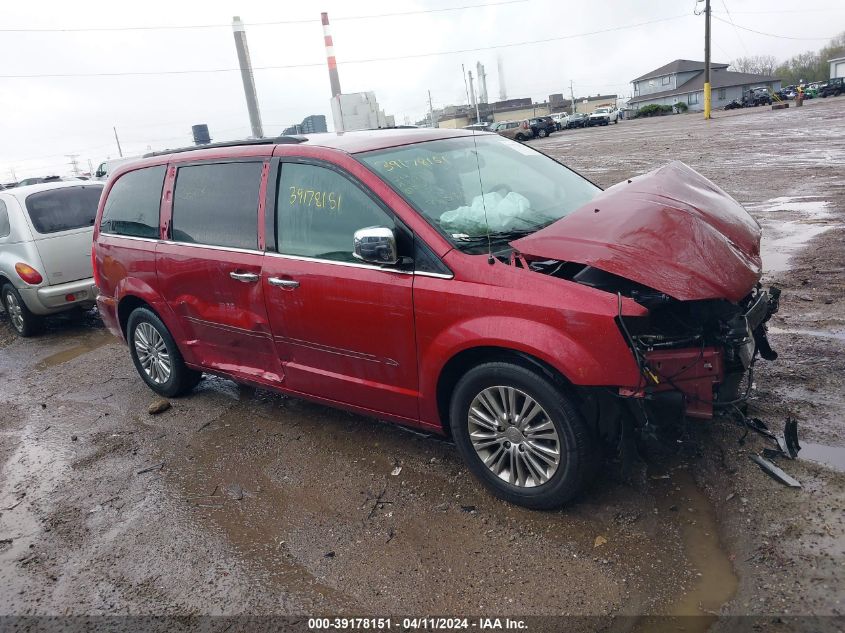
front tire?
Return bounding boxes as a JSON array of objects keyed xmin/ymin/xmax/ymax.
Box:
[
  {"xmin": 538, "ymin": 129, "xmax": 547, "ymax": 138},
  {"xmin": 2, "ymin": 284, "xmax": 41, "ymax": 337},
  {"xmin": 127, "ymin": 307, "xmax": 201, "ymax": 397},
  {"xmin": 449, "ymin": 362, "xmax": 595, "ymax": 509}
]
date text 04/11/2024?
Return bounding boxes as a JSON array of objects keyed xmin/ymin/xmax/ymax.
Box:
[{"xmin": 307, "ymin": 618, "xmax": 528, "ymax": 630}]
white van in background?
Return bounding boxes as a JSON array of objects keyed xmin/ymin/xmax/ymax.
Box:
[{"xmin": 93, "ymin": 156, "xmax": 141, "ymax": 180}]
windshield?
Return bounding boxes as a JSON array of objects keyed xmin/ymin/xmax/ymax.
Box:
[
  {"xmin": 358, "ymin": 135, "xmax": 600, "ymax": 253},
  {"xmin": 595, "ymin": 108, "xmax": 609, "ymax": 114}
]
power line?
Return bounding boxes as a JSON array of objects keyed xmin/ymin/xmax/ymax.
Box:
[
  {"xmin": 719, "ymin": 0, "xmax": 749, "ymax": 56},
  {"xmin": 0, "ymin": 13, "xmax": 692, "ymax": 79},
  {"xmin": 0, "ymin": 0, "xmax": 528, "ymax": 33},
  {"xmin": 712, "ymin": 7, "xmax": 845, "ymax": 14},
  {"xmin": 711, "ymin": 16, "xmax": 838, "ymax": 40}
]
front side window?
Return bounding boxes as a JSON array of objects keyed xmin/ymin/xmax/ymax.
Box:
[
  {"xmin": 0, "ymin": 200, "xmax": 9, "ymax": 237},
  {"xmin": 26, "ymin": 185, "xmax": 103, "ymax": 234},
  {"xmin": 276, "ymin": 162, "xmax": 395, "ymax": 263},
  {"xmin": 172, "ymin": 162, "xmax": 263, "ymax": 250},
  {"xmin": 358, "ymin": 136, "xmax": 600, "ymax": 253},
  {"xmin": 101, "ymin": 166, "xmax": 165, "ymax": 238}
]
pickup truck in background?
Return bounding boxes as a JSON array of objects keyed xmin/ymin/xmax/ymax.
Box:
[{"xmin": 586, "ymin": 107, "xmax": 619, "ymax": 126}]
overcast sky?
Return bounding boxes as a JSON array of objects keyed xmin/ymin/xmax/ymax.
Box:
[{"xmin": 1, "ymin": 0, "xmax": 841, "ymax": 180}]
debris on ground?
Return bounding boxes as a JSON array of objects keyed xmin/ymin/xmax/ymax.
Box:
[
  {"xmin": 594, "ymin": 535, "xmax": 608, "ymax": 548},
  {"xmin": 750, "ymin": 455, "xmax": 802, "ymax": 488},
  {"xmin": 148, "ymin": 399, "xmax": 171, "ymax": 415},
  {"xmin": 136, "ymin": 462, "xmax": 164, "ymax": 475}
]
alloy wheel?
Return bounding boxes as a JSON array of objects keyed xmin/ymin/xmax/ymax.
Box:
[
  {"xmin": 467, "ymin": 386, "xmax": 561, "ymax": 487},
  {"xmin": 5, "ymin": 291, "xmax": 24, "ymax": 332},
  {"xmin": 134, "ymin": 322, "xmax": 171, "ymax": 384}
]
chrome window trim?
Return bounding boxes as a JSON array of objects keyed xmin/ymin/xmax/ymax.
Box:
[
  {"xmin": 98, "ymin": 233, "xmax": 159, "ymax": 243},
  {"xmin": 266, "ymin": 251, "xmax": 413, "ymax": 275},
  {"xmin": 266, "ymin": 251, "xmax": 454, "ymax": 279},
  {"xmin": 159, "ymin": 240, "xmax": 263, "ymax": 255}
]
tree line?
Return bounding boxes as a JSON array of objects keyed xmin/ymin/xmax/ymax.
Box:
[{"xmin": 729, "ymin": 32, "xmax": 845, "ymax": 85}]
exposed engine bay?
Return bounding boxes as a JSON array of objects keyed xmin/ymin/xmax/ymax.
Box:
[{"xmin": 526, "ymin": 259, "xmax": 781, "ymax": 422}]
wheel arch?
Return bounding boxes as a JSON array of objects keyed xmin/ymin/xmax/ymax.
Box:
[{"xmin": 435, "ymin": 346, "xmax": 573, "ymax": 436}]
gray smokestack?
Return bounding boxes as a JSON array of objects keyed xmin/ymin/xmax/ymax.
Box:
[
  {"xmin": 476, "ymin": 62, "xmax": 488, "ymax": 104},
  {"xmin": 232, "ymin": 16, "xmax": 264, "ymax": 138},
  {"xmin": 497, "ymin": 55, "xmax": 507, "ymax": 101}
]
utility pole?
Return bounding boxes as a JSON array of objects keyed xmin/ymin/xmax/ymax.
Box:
[
  {"xmin": 113, "ymin": 127, "xmax": 123, "ymax": 157},
  {"xmin": 428, "ymin": 90, "xmax": 437, "ymax": 128},
  {"xmin": 232, "ymin": 16, "xmax": 264, "ymax": 138},
  {"xmin": 704, "ymin": 0, "xmax": 712, "ymax": 119},
  {"xmin": 570, "ymin": 80, "xmax": 575, "ymax": 114}
]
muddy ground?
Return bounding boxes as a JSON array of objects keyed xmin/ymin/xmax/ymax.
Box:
[{"xmin": 0, "ymin": 98, "xmax": 843, "ymax": 631}]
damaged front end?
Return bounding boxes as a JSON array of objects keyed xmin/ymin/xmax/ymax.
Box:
[
  {"xmin": 615, "ymin": 280, "xmax": 780, "ymax": 422},
  {"xmin": 511, "ymin": 161, "xmax": 782, "ymax": 430}
]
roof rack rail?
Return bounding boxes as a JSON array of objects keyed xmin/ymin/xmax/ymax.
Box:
[{"xmin": 142, "ymin": 135, "xmax": 307, "ymax": 158}]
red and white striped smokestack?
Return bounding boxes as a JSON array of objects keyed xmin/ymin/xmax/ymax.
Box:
[{"xmin": 321, "ymin": 12, "xmax": 342, "ymax": 97}]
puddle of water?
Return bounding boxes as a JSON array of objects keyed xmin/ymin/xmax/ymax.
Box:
[
  {"xmin": 799, "ymin": 443, "xmax": 845, "ymax": 473},
  {"xmin": 634, "ymin": 468, "xmax": 738, "ymax": 633},
  {"xmin": 753, "ymin": 197, "xmax": 838, "ymax": 273},
  {"xmin": 748, "ymin": 196, "xmax": 832, "ymax": 217},
  {"xmin": 768, "ymin": 327, "xmax": 845, "ymax": 341},
  {"xmin": 35, "ymin": 330, "xmax": 114, "ymax": 371},
  {"xmin": 760, "ymin": 222, "xmax": 833, "ymax": 273}
]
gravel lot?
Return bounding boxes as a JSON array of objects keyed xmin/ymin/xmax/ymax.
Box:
[{"xmin": 1, "ymin": 97, "xmax": 843, "ymax": 631}]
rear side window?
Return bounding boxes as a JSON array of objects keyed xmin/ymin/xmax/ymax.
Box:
[
  {"xmin": 276, "ymin": 162, "xmax": 395, "ymax": 263},
  {"xmin": 26, "ymin": 185, "xmax": 103, "ymax": 234},
  {"xmin": 0, "ymin": 200, "xmax": 9, "ymax": 237},
  {"xmin": 101, "ymin": 166, "xmax": 165, "ymax": 238},
  {"xmin": 172, "ymin": 162, "xmax": 262, "ymax": 250}
]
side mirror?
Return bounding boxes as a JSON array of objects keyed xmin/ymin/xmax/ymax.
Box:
[{"xmin": 353, "ymin": 226, "xmax": 399, "ymax": 266}]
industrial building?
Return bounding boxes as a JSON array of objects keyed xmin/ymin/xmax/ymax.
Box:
[
  {"xmin": 330, "ymin": 93, "xmax": 395, "ymax": 132},
  {"xmin": 282, "ymin": 115, "xmax": 328, "ymax": 135}
]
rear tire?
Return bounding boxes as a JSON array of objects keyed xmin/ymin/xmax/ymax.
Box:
[
  {"xmin": 449, "ymin": 362, "xmax": 595, "ymax": 509},
  {"xmin": 515, "ymin": 133, "xmax": 526, "ymax": 141},
  {"xmin": 2, "ymin": 284, "xmax": 41, "ymax": 337},
  {"xmin": 127, "ymin": 307, "xmax": 201, "ymax": 397},
  {"xmin": 538, "ymin": 129, "xmax": 547, "ymax": 138}
]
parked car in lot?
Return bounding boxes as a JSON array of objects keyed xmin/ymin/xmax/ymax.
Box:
[
  {"xmin": 491, "ymin": 120, "xmax": 533, "ymax": 141},
  {"xmin": 550, "ymin": 113, "xmax": 570, "ymax": 130},
  {"xmin": 93, "ymin": 129, "xmax": 779, "ymax": 509},
  {"xmin": 743, "ymin": 87, "xmax": 772, "ymax": 107},
  {"xmin": 1, "ymin": 181, "xmax": 104, "ymax": 336},
  {"xmin": 528, "ymin": 116, "xmax": 556, "ymax": 138},
  {"xmin": 566, "ymin": 113, "xmax": 588, "ymax": 128},
  {"xmin": 586, "ymin": 107, "xmax": 619, "ymax": 126},
  {"xmin": 820, "ymin": 78, "xmax": 843, "ymax": 97},
  {"xmin": 463, "ymin": 122, "xmax": 491, "ymax": 132}
]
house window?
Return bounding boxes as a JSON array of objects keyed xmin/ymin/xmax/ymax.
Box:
[
  {"xmin": 718, "ymin": 88, "xmax": 726, "ymax": 99},
  {"xmin": 649, "ymin": 79, "xmax": 655, "ymax": 87},
  {"xmin": 688, "ymin": 92, "xmax": 699, "ymax": 105},
  {"xmin": 662, "ymin": 75, "xmax": 670, "ymax": 85}
]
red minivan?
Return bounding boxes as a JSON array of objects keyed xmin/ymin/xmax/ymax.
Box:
[{"xmin": 93, "ymin": 128, "xmax": 779, "ymax": 508}]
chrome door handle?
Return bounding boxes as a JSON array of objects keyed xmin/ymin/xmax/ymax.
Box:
[
  {"xmin": 268, "ymin": 277, "xmax": 300, "ymax": 289},
  {"xmin": 230, "ymin": 271, "xmax": 259, "ymax": 283}
]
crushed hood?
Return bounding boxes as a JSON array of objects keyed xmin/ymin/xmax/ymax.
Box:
[{"xmin": 511, "ymin": 161, "xmax": 762, "ymax": 302}]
